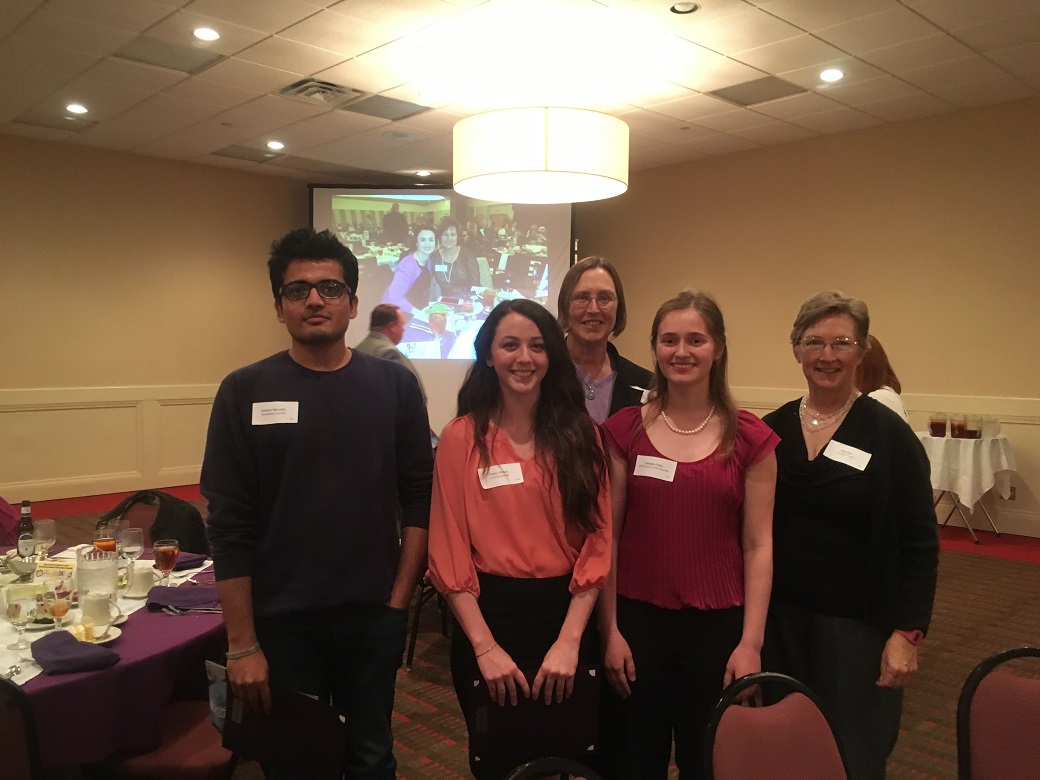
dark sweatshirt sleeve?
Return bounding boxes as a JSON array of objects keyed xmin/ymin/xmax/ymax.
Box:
[
  {"xmin": 200, "ymin": 373, "xmax": 262, "ymax": 581},
  {"xmin": 394, "ymin": 368, "xmax": 433, "ymax": 530}
]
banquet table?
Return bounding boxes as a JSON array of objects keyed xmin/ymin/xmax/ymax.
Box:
[
  {"xmin": 916, "ymin": 433, "xmax": 1017, "ymax": 543},
  {"xmin": 1, "ymin": 550, "xmax": 225, "ymax": 769}
]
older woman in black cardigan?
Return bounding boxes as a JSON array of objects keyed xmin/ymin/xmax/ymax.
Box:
[{"xmin": 763, "ymin": 291, "xmax": 938, "ymax": 780}]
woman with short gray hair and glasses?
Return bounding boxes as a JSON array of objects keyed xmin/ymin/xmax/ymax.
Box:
[{"xmin": 762, "ymin": 291, "xmax": 938, "ymax": 780}]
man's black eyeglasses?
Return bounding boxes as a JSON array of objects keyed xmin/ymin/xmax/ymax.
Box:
[{"xmin": 279, "ymin": 279, "xmax": 352, "ymax": 301}]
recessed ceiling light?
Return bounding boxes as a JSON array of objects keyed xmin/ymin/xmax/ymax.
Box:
[
  {"xmin": 820, "ymin": 68, "xmax": 844, "ymax": 82},
  {"xmin": 266, "ymin": 141, "xmax": 285, "ymax": 150},
  {"xmin": 193, "ymin": 27, "xmax": 220, "ymax": 42},
  {"xmin": 66, "ymin": 103, "xmax": 88, "ymax": 114},
  {"xmin": 415, "ymin": 170, "xmax": 431, "ymax": 177},
  {"xmin": 670, "ymin": 2, "xmax": 700, "ymax": 13}
]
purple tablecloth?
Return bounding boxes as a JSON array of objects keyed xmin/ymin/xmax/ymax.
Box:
[{"xmin": 23, "ymin": 605, "xmax": 226, "ymax": 768}]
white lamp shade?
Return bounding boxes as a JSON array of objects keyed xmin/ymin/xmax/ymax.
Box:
[{"xmin": 453, "ymin": 107, "xmax": 629, "ymax": 204}]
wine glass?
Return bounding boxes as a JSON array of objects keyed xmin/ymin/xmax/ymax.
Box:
[
  {"xmin": 119, "ymin": 527, "xmax": 145, "ymax": 594},
  {"xmin": 4, "ymin": 583, "xmax": 38, "ymax": 654},
  {"xmin": 153, "ymin": 539, "xmax": 180, "ymax": 586},
  {"xmin": 94, "ymin": 527, "xmax": 118, "ymax": 553},
  {"xmin": 44, "ymin": 582, "xmax": 72, "ymax": 632},
  {"xmin": 33, "ymin": 518, "xmax": 57, "ymax": 560}
]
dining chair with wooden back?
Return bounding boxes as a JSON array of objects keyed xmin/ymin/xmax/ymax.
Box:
[
  {"xmin": 0, "ymin": 676, "xmax": 45, "ymax": 780},
  {"xmin": 957, "ymin": 646, "xmax": 1040, "ymax": 780},
  {"xmin": 705, "ymin": 671, "xmax": 849, "ymax": 780}
]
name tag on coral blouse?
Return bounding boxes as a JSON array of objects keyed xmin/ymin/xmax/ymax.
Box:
[
  {"xmin": 251, "ymin": 402, "xmax": 299, "ymax": 425},
  {"xmin": 478, "ymin": 463, "xmax": 524, "ymax": 489},
  {"xmin": 823, "ymin": 439, "xmax": 871, "ymax": 471},
  {"xmin": 632, "ymin": 455, "xmax": 677, "ymax": 482}
]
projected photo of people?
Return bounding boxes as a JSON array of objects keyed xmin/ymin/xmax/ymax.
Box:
[{"xmin": 310, "ymin": 187, "xmax": 570, "ymax": 361}]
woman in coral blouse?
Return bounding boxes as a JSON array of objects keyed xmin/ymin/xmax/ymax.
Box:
[
  {"xmin": 428, "ymin": 299, "xmax": 611, "ymax": 780},
  {"xmin": 597, "ymin": 289, "xmax": 778, "ymax": 780}
]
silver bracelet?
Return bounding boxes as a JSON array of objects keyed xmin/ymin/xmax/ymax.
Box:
[{"xmin": 226, "ymin": 644, "xmax": 261, "ymax": 660}]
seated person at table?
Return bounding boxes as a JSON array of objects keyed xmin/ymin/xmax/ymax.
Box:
[
  {"xmin": 381, "ymin": 225, "xmax": 436, "ymax": 321},
  {"xmin": 355, "ymin": 303, "xmax": 427, "ymax": 405},
  {"xmin": 430, "ymin": 217, "xmax": 481, "ymax": 300},
  {"xmin": 202, "ymin": 228, "xmax": 432, "ymax": 780}
]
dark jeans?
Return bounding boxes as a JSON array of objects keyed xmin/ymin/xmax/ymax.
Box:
[
  {"xmin": 598, "ymin": 597, "xmax": 744, "ymax": 780},
  {"xmin": 763, "ymin": 600, "xmax": 903, "ymax": 780},
  {"xmin": 256, "ymin": 602, "xmax": 408, "ymax": 780}
]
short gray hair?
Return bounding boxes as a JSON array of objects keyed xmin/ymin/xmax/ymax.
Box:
[{"xmin": 790, "ymin": 291, "xmax": 870, "ymax": 347}]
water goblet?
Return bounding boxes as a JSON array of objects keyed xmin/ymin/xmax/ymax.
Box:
[
  {"xmin": 153, "ymin": 539, "xmax": 180, "ymax": 586},
  {"xmin": 4, "ymin": 583, "xmax": 39, "ymax": 654},
  {"xmin": 43, "ymin": 581, "xmax": 72, "ymax": 632},
  {"xmin": 33, "ymin": 519, "xmax": 57, "ymax": 560},
  {"xmin": 120, "ymin": 527, "xmax": 145, "ymax": 562}
]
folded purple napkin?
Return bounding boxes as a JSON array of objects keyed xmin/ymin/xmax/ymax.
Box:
[
  {"xmin": 173, "ymin": 552, "xmax": 209, "ymax": 571},
  {"xmin": 147, "ymin": 585, "xmax": 220, "ymax": 611},
  {"xmin": 31, "ymin": 630, "xmax": 119, "ymax": 675}
]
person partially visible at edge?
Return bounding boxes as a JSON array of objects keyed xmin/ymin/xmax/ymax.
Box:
[
  {"xmin": 201, "ymin": 228, "xmax": 432, "ymax": 779},
  {"xmin": 763, "ymin": 290, "xmax": 938, "ymax": 780},
  {"xmin": 381, "ymin": 225, "xmax": 436, "ymax": 322},
  {"xmin": 596, "ymin": 289, "xmax": 777, "ymax": 780},
  {"xmin": 355, "ymin": 303, "xmax": 427, "ymax": 405},
  {"xmin": 855, "ymin": 334, "xmax": 909, "ymax": 423},
  {"xmin": 557, "ymin": 256, "xmax": 653, "ymax": 424},
  {"xmin": 427, "ymin": 299, "xmax": 612, "ymax": 780}
]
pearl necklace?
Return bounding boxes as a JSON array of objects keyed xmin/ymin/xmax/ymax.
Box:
[
  {"xmin": 799, "ymin": 392, "xmax": 858, "ymax": 432},
  {"xmin": 660, "ymin": 405, "xmax": 716, "ymax": 436}
]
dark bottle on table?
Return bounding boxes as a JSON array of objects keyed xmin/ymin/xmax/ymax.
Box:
[{"xmin": 17, "ymin": 499, "xmax": 35, "ymax": 558}]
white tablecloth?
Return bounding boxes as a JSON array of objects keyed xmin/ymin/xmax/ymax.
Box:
[{"xmin": 916, "ymin": 434, "xmax": 1017, "ymax": 508}]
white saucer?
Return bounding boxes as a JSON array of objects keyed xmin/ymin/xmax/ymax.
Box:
[{"xmin": 66, "ymin": 625, "xmax": 121, "ymax": 645}]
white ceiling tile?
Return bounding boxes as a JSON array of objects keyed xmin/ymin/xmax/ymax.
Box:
[
  {"xmin": 296, "ymin": 133, "xmax": 401, "ymax": 165},
  {"xmin": 750, "ymin": 0, "xmax": 902, "ymax": 32},
  {"xmin": 81, "ymin": 57, "xmax": 189, "ymax": 91},
  {"xmin": 657, "ymin": 38, "xmax": 768, "ymax": 91},
  {"xmin": 615, "ymin": 0, "xmax": 749, "ymax": 31},
  {"xmin": 0, "ymin": 37, "xmax": 99, "ymax": 79},
  {"xmin": 899, "ymin": 56, "xmax": 1011, "ymax": 93},
  {"xmin": 779, "ymin": 56, "xmax": 885, "ymax": 90},
  {"xmin": 950, "ymin": 13, "xmax": 1040, "ymax": 54},
  {"xmin": 315, "ymin": 38, "xmax": 422, "ymax": 95},
  {"xmin": 928, "ymin": 74, "xmax": 1035, "ymax": 108},
  {"xmin": 349, "ymin": 135, "xmax": 453, "ymax": 174},
  {"xmin": 236, "ymin": 36, "xmax": 346, "ymax": 76},
  {"xmin": 689, "ymin": 109, "xmax": 777, "ymax": 132},
  {"xmin": 326, "ymin": 0, "xmax": 463, "ymax": 37},
  {"xmin": 677, "ymin": 6, "xmax": 804, "ymax": 54},
  {"xmin": 144, "ymin": 9, "xmax": 269, "ymax": 57},
  {"xmin": 0, "ymin": 121, "xmax": 79, "ymax": 143},
  {"xmin": 211, "ymin": 94, "xmax": 330, "ymax": 134},
  {"xmin": 678, "ymin": 132, "xmax": 761, "ymax": 155},
  {"xmin": 41, "ymin": 0, "xmax": 175, "ymax": 32},
  {"xmin": 11, "ymin": 11, "xmax": 138, "ymax": 58},
  {"xmin": 622, "ymin": 79, "xmax": 697, "ymax": 110},
  {"xmin": 652, "ymin": 92, "xmax": 750, "ymax": 121},
  {"xmin": 75, "ymin": 92, "xmax": 225, "ymax": 148},
  {"xmin": 733, "ymin": 34, "xmax": 848, "ymax": 73},
  {"xmin": 753, "ymin": 91, "xmax": 844, "ymax": 119},
  {"xmin": 46, "ymin": 79, "xmax": 155, "ymax": 122},
  {"xmin": 162, "ymin": 74, "xmax": 262, "ymax": 108},
  {"xmin": 278, "ymin": 9, "xmax": 386, "ymax": 58},
  {"xmin": 815, "ymin": 75, "xmax": 920, "ymax": 106},
  {"xmin": 394, "ymin": 109, "xmax": 463, "ymax": 135},
  {"xmin": 856, "ymin": 91, "xmax": 954, "ymax": 121},
  {"xmin": 0, "ymin": 1, "xmax": 46, "ymax": 38},
  {"xmin": 902, "ymin": 0, "xmax": 1039, "ymax": 32},
  {"xmin": 859, "ymin": 34, "xmax": 976, "ymax": 73},
  {"xmin": 133, "ymin": 133, "xmax": 229, "ymax": 160},
  {"xmin": 728, "ymin": 120, "xmax": 818, "ymax": 144},
  {"xmin": 380, "ymin": 82, "xmax": 451, "ymax": 109},
  {"xmin": 195, "ymin": 57, "xmax": 303, "ymax": 93},
  {"xmin": 618, "ymin": 109, "xmax": 722, "ymax": 144},
  {"xmin": 786, "ymin": 106, "xmax": 883, "ymax": 133},
  {"xmin": 182, "ymin": 0, "xmax": 320, "ymax": 33},
  {"xmin": 240, "ymin": 110, "xmax": 387, "ymax": 152},
  {"xmin": 816, "ymin": 7, "xmax": 941, "ymax": 52},
  {"xmin": 987, "ymin": 42, "xmax": 1040, "ymax": 85}
]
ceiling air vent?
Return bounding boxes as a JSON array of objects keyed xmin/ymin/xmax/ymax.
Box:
[{"xmin": 279, "ymin": 79, "xmax": 362, "ymax": 107}]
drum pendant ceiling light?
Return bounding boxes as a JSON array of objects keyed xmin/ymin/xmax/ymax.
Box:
[{"xmin": 453, "ymin": 107, "xmax": 629, "ymax": 204}]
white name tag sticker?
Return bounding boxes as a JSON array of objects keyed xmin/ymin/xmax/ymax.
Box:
[
  {"xmin": 434, "ymin": 264, "xmax": 448, "ymax": 273},
  {"xmin": 478, "ymin": 463, "xmax": 524, "ymax": 490},
  {"xmin": 251, "ymin": 402, "xmax": 299, "ymax": 425},
  {"xmin": 633, "ymin": 455, "xmax": 677, "ymax": 482},
  {"xmin": 823, "ymin": 439, "xmax": 872, "ymax": 471}
]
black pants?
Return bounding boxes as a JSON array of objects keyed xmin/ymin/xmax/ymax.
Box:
[
  {"xmin": 451, "ymin": 573, "xmax": 599, "ymax": 780},
  {"xmin": 763, "ymin": 600, "xmax": 903, "ymax": 780},
  {"xmin": 598, "ymin": 597, "xmax": 744, "ymax": 780}
]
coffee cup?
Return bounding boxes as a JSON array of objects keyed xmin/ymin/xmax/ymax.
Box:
[
  {"xmin": 125, "ymin": 561, "xmax": 156, "ymax": 598},
  {"xmin": 81, "ymin": 591, "xmax": 121, "ymax": 627}
]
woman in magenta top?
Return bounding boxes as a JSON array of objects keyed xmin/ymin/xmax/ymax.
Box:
[{"xmin": 597, "ymin": 289, "xmax": 778, "ymax": 780}]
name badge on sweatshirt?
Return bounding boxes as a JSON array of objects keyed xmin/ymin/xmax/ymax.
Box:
[
  {"xmin": 633, "ymin": 455, "xmax": 677, "ymax": 482},
  {"xmin": 478, "ymin": 463, "xmax": 524, "ymax": 489},
  {"xmin": 251, "ymin": 402, "xmax": 299, "ymax": 425},
  {"xmin": 823, "ymin": 439, "xmax": 871, "ymax": 471}
]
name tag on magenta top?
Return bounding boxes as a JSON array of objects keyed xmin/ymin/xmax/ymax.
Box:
[
  {"xmin": 478, "ymin": 463, "xmax": 524, "ymax": 489},
  {"xmin": 633, "ymin": 455, "xmax": 677, "ymax": 482},
  {"xmin": 251, "ymin": 402, "xmax": 299, "ymax": 425},
  {"xmin": 823, "ymin": 439, "xmax": 871, "ymax": 471}
]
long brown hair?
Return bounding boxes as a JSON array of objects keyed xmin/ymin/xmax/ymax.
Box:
[
  {"xmin": 856, "ymin": 335, "xmax": 901, "ymax": 394},
  {"xmin": 646, "ymin": 289, "xmax": 739, "ymax": 458},
  {"xmin": 457, "ymin": 300, "xmax": 608, "ymax": 534}
]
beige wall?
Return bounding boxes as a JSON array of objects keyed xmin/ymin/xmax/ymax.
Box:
[
  {"xmin": 575, "ymin": 97, "xmax": 1040, "ymax": 536},
  {"xmin": 0, "ymin": 136, "xmax": 307, "ymax": 500}
]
